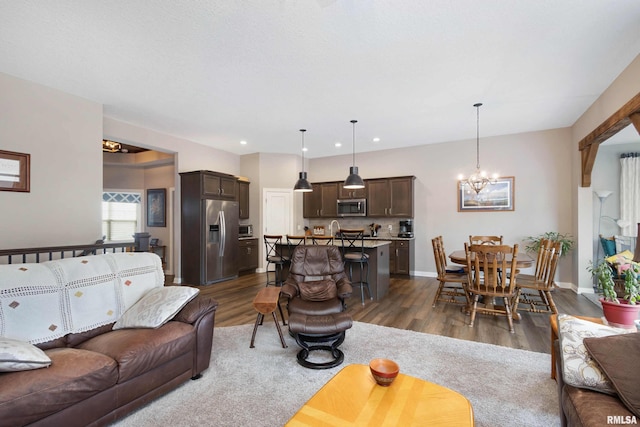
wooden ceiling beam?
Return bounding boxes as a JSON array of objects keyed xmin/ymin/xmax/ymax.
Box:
[
  {"xmin": 579, "ymin": 91, "xmax": 640, "ymax": 187},
  {"xmin": 631, "ymin": 112, "xmax": 640, "ymax": 135}
]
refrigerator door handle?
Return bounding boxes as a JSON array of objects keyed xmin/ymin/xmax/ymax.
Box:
[{"xmin": 219, "ymin": 210, "xmax": 226, "ymax": 256}]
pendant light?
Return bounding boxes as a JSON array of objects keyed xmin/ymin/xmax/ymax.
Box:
[
  {"xmin": 458, "ymin": 103, "xmax": 497, "ymax": 194},
  {"xmin": 293, "ymin": 129, "xmax": 313, "ymax": 192},
  {"xmin": 343, "ymin": 119, "xmax": 365, "ymax": 189}
]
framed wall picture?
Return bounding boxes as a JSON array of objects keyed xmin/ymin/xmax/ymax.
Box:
[
  {"xmin": 458, "ymin": 176, "xmax": 515, "ymax": 212},
  {"xmin": 147, "ymin": 188, "xmax": 166, "ymax": 227},
  {"xmin": 0, "ymin": 150, "xmax": 30, "ymax": 192}
]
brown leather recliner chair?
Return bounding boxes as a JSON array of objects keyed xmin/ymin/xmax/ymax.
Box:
[{"xmin": 281, "ymin": 245, "xmax": 353, "ymax": 369}]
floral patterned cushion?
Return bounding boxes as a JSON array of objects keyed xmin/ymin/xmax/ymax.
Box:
[{"xmin": 558, "ymin": 314, "xmax": 634, "ymax": 394}]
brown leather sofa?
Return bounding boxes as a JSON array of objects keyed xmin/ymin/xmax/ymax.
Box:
[
  {"xmin": 0, "ymin": 295, "xmax": 218, "ymax": 427},
  {"xmin": 554, "ymin": 340, "xmax": 636, "ymax": 426}
]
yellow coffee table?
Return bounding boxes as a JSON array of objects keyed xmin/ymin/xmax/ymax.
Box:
[{"xmin": 285, "ymin": 364, "xmax": 474, "ymax": 426}]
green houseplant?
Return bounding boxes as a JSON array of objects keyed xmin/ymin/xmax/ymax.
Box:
[
  {"xmin": 524, "ymin": 232, "xmax": 574, "ymax": 257},
  {"xmin": 588, "ymin": 260, "xmax": 640, "ymax": 327}
]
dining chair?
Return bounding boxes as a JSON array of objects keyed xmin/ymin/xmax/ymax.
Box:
[
  {"xmin": 465, "ymin": 243, "xmax": 520, "ymax": 333},
  {"xmin": 311, "ymin": 235, "xmax": 334, "ymax": 245},
  {"xmin": 263, "ymin": 235, "xmax": 290, "ymax": 286},
  {"xmin": 469, "ymin": 235, "xmax": 503, "ymax": 245},
  {"xmin": 339, "ymin": 228, "xmax": 372, "ymax": 305},
  {"xmin": 516, "ymin": 238, "xmax": 552, "ymax": 283},
  {"xmin": 431, "ymin": 236, "xmax": 469, "ymax": 307},
  {"xmin": 514, "ymin": 240, "xmax": 560, "ymax": 315}
]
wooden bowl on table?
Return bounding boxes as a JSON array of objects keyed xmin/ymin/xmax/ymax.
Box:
[{"xmin": 369, "ymin": 358, "xmax": 399, "ymax": 386}]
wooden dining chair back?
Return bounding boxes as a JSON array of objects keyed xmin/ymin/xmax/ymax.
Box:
[
  {"xmin": 431, "ymin": 236, "xmax": 469, "ymax": 307},
  {"xmin": 469, "ymin": 235, "xmax": 503, "ymax": 245},
  {"xmin": 516, "ymin": 238, "xmax": 552, "ymax": 282},
  {"xmin": 514, "ymin": 240, "xmax": 560, "ymax": 315},
  {"xmin": 311, "ymin": 235, "xmax": 334, "ymax": 245},
  {"xmin": 465, "ymin": 243, "xmax": 519, "ymax": 333}
]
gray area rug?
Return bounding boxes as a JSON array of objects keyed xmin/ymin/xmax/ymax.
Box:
[{"xmin": 113, "ymin": 322, "xmax": 559, "ymax": 426}]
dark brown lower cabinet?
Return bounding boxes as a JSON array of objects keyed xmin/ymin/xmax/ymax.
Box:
[
  {"xmin": 238, "ymin": 238, "xmax": 259, "ymax": 273},
  {"xmin": 390, "ymin": 239, "xmax": 414, "ymax": 275}
]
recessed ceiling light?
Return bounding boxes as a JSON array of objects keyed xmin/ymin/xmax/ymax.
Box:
[
  {"xmin": 240, "ymin": 140, "xmax": 247, "ymax": 145},
  {"xmin": 302, "ymin": 147, "xmax": 308, "ymax": 152},
  {"xmin": 373, "ymin": 137, "xmax": 380, "ymax": 142},
  {"xmin": 335, "ymin": 142, "xmax": 342, "ymax": 147}
]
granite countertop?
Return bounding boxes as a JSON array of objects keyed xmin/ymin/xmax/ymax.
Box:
[{"xmin": 363, "ymin": 235, "xmax": 414, "ymax": 241}]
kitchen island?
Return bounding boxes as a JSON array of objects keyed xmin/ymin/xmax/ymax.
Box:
[{"xmin": 277, "ymin": 240, "xmax": 391, "ymax": 301}]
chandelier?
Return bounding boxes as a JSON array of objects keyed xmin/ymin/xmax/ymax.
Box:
[
  {"xmin": 102, "ymin": 139, "xmax": 122, "ymax": 153},
  {"xmin": 458, "ymin": 103, "xmax": 497, "ymax": 194}
]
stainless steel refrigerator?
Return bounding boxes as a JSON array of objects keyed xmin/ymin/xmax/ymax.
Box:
[{"xmin": 204, "ymin": 199, "xmax": 239, "ymax": 284}]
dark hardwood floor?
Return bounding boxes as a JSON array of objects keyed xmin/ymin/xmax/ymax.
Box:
[{"xmin": 177, "ymin": 273, "xmax": 602, "ymax": 355}]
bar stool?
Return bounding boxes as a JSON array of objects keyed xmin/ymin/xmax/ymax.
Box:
[
  {"xmin": 339, "ymin": 229, "xmax": 372, "ymax": 305},
  {"xmin": 286, "ymin": 235, "xmax": 307, "ymax": 259},
  {"xmin": 264, "ymin": 235, "xmax": 289, "ymax": 286},
  {"xmin": 311, "ymin": 235, "xmax": 334, "ymax": 245}
]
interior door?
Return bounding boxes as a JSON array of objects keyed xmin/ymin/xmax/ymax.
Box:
[{"xmin": 263, "ymin": 188, "xmax": 293, "ymax": 269}]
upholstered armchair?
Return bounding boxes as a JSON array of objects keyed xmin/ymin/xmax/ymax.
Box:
[
  {"xmin": 281, "ymin": 245, "xmax": 353, "ymax": 315},
  {"xmin": 281, "ymin": 245, "xmax": 353, "ymax": 369}
]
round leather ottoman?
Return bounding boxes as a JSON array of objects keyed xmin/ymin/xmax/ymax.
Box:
[{"xmin": 288, "ymin": 312, "xmax": 353, "ymax": 369}]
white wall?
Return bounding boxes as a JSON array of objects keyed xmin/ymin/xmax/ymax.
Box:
[
  {"xmin": 572, "ymin": 54, "xmax": 640, "ymax": 293},
  {"xmin": 0, "ymin": 72, "xmax": 103, "ymax": 248}
]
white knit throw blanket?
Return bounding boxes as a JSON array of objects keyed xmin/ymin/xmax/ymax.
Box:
[{"xmin": 0, "ymin": 252, "xmax": 163, "ymax": 344}]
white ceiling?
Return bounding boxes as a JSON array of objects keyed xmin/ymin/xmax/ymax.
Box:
[{"xmin": 1, "ymin": 1, "xmax": 639, "ymax": 158}]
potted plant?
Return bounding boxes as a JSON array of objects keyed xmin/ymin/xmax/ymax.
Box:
[
  {"xmin": 588, "ymin": 260, "xmax": 640, "ymax": 328},
  {"xmin": 524, "ymin": 232, "xmax": 574, "ymax": 257}
]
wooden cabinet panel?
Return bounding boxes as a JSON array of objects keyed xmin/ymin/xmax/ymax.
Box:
[
  {"xmin": 366, "ymin": 177, "xmax": 414, "ymax": 218},
  {"xmin": 389, "ymin": 177, "xmax": 414, "ymax": 217},
  {"xmin": 220, "ymin": 176, "xmax": 237, "ymax": 200},
  {"xmin": 338, "ymin": 182, "xmax": 367, "ymax": 199},
  {"xmin": 238, "ymin": 181, "xmax": 250, "ymax": 219},
  {"xmin": 303, "ymin": 182, "xmax": 338, "ymax": 218},
  {"xmin": 303, "ymin": 185, "xmax": 322, "ymax": 218},
  {"xmin": 238, "ymin": 238, "xmax": 259, "ymax": 272},
  {"xmin": 390, "ymin": 239, "xmax": 414, "ymax": 275},
  {"xmin": 321, "ymin": 183, "xmax": 338, "ymax": 217},
  {"xmin": 366, "ymin": 179, "xmax": 390, "ymax": 216},
  {"xmin": 202, "ymin": 173, "xmax": 237, "ymax": 200}
]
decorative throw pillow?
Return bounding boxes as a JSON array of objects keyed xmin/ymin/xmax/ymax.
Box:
[
  {"xmin": 600, "ymin": 236, "xmax": 617, "ymax": 258},
  {"xmin": 0, "ymin": 337, "xmax": 52, "ymax": 372},
  {"xmin": 558, "ymin": 314, "xmax": 635, "ymax": 394},
  {"xmin": 606, "ymin": 250, "xmax": 634, "ymax": 265},
  {"xmin": 113, "ymin": 286, "xmax": 199, "ymax": 330},
  {"xmin": 584, "ymin": 333, "xmax": 640, "ymax": 417}
]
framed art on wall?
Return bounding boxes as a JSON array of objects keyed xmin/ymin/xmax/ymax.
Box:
[
  {"xmin": 458, "ymin": 176, "xmax": 515, "ymax": 212},
  {"xmin": 0, "ymin": 150, "xmax": 30, "ymax": 192},
  {"xmin": 147, "ymin": 188, "xmax": 166, "ymax": 227}
]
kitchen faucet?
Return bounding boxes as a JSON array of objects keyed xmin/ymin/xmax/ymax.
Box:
[{"xmin": 329, "ymin": 220, "xmax": 341, "ymax": 237}]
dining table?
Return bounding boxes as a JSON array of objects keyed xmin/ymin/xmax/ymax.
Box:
[
  {"xmin": 448, "ymin": 249, "xmax": 534, "ymax": 321},
  {"xmin": 448, "ymin": 250, "xmax": 534, "ymax": 269}
]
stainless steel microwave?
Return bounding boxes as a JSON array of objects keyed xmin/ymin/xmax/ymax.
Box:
[
  {"xmin": 337, "ymin": 199, "xmax": 367, "ymax": 217},
  {"xmin": 239, "ymin": 224, "xmax": 253, "ymax": 237}
]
